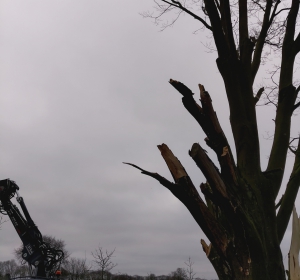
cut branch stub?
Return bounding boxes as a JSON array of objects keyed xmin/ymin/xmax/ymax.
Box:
[
  {"xmin": 157, "ymin": 143, "xmax": 188, "ymax": 182},
  {"xmin": 169, "ymin": 79, "xmax": 194, "ymax": 97},
  {"xmin": 199, "ymin": 84, "xmax": 223, "ymax": 136},
  {"xmin": 200, "ymin": 183, "xmax": 215, "ymax": 204},
  {"xmin": 189, "ymin": 143, "xmax": 229, "ymax": 200},
  {"xmin": 201, "ymin": 239, "xmax": 211, "ymax": 256},
  {"xmin": 201, "ymin": 240, "xmax": 232, "ymax": 280},
  {"xmin": 254, "ymin": 87, "xmax": 264, "ymax": 104},
  {"xmin": 169, "ymin": 79, "xmax": 237, "ymax": 188},
  {"xmin": 124, "ymin": 145, "xmax": 228, "ymax": 256},
  {"xmin": 220, "ymin": 146, "xmax": 238, "ymax": 186}
]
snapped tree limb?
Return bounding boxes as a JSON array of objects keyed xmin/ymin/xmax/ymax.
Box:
[
  {"xmin": 169, "ymin": 79, "xmax": 237, "ymax": 187},
  {"xmin": 123, "ymin": 144, "xmax": 228, "ymax": 255},
  {"xmin": 254, "ymin": 87, "xmax": 264, "ymax": 104},
  {"xmin": 189, "ymin": 143, "xmax": 228, "ymax": 201}
]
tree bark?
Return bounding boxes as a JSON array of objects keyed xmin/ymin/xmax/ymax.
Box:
[{"xmin": 129, "ymin": 1, "xmax": 300, "ymax": 279}]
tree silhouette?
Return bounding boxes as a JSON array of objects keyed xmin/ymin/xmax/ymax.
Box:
[
  {"xmin": 92, "ymin": 246, "xmax": 117, "ymax": 280},
  {"xmin": 126, "ymin": 1, "xmax": 300, "ymax": 279}
]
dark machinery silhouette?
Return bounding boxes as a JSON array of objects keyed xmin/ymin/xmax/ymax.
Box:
[{"xmin": 0, "ymin": 179, "xmax": 64, "ymax": 279}]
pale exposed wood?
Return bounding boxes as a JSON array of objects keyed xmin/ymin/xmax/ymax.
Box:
[
  {"xmin": 124, "ymin": 150, "xmax": 228, "ymax": 256},
  {"xmin": 289, "ymin": 207, "xmax": 300, "ymax": 280},
  {"xmin": 157, "ymin": 144, "xmax": 188, "ymax": 181},
  {"xmin": 221, "ymin": 146, "xmax": 238, "ymax": 185},
  {"xmin": 200, "ymin": 239, "xmax": 211, "ymax": 256},
  {"xmin": 169, "ymin": 80, "xmax": 238, "ymax": 189},
  {"xmin": 221, "ymin": 146, "xmax": 229, "ymax": 156}
]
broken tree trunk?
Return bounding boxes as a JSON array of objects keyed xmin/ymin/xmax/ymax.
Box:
[{"xmin": 125, "ymin": 80, "xmax": 289, "ymax": 280}]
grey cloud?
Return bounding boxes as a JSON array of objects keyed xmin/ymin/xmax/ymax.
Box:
[{"xmin": 0, "ymin": 1, "xmax": 297, "ymax": 280}]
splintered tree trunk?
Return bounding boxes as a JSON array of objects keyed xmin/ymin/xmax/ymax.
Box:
[
  {"xmin": 126, "ymin": 1, "xmax": 300, "ymax": 279},
  {"xmin": 124, "ymin": 78, "xmax": 298, "ymax": 280}
]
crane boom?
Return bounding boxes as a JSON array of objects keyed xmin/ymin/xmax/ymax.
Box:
[{"xmin": 0, "ymin": 179, "xmax": 64, "ymax": 278}]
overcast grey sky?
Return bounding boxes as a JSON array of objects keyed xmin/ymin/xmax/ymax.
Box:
[{"xmin": 0, "ymin": 1, "xmax": 299, "ymax": 279}]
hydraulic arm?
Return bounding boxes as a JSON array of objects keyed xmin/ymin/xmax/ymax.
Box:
[{"xmin": 0, "ymin": 179, "xmax": 64, "ymax": 278}]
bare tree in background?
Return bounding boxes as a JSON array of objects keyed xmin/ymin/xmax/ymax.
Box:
[
  {"xmin": 14, "ymin": 235, "xmax": 69, "ymax": 265},
  {"xmin": 169, "ymin": 268, "xmax": 187, "ymax": 280},
  {"xmin": 125, "ymin": 0, "xmax": 300, "ymax": 279},
  {"xmin": 0, "ymin": 260, "xmax": 19, "ymax": 279},
  {"xmin": 63, "ymin": 257, "xmax": 90, "ymax": 280},
  {"xmin": 184, "ymin": 258, "xmax": 196, "ymax": 280},
  {"xmin": 91, "ymin": 246, "xmax": 117, "ymax": 280}
]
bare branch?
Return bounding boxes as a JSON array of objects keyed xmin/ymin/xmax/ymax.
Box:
[
  {"xmin": 91, "ymin": 246, "xmax": 117, "ymax": 277},
  {"xmin": 123, "ymin": 162, "xmax": 175, "ymax": 189},
  {"xmin": 144, "ymin": 0, "xmax": 212, "ymax": 31},
  {"xmin": 141, "ymin": 1, "xmax": 178, "ymax": 31},
  {"xmin": 293, "ymin": 101, "xmax": 300, "ymax": 112},
  {"xmin": 270, "ymin": 0, "xmax": 284, "ymax": 21},
  {"xmin": 279, "ymin": 0, "xmax": 300, "ymax": 88},
  {"xmin": 274, "ymin": 7, "xmax": 291, "ymax": 17},
  {"xmin": 162, "ymin": 0, "xmax": 212, "ymax": 29},
  {"xmin": 251, "ymin": 0, "xmax": 266, "ymax": 12},
  {"xmin": 254, "ymin": 87, "xmax": 265, "ymax": 104},
  {"xmin": 288, "ymin": 137, "xmax": 300, "ymax": 154}
]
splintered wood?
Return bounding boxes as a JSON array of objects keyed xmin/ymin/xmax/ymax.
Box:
[
  {"xmin": 201, "ymin": 239, "xmax": 212, "ymax": 256},
  {"xmin": 289, "ymin": 207, "xmax": 300, "ymax": 280},
  {"xmin": 157, "ymin": 144, "xmax": 188, "ymax": 182}
]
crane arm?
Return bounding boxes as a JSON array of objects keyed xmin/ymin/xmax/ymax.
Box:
[{"xmin": 0, "ymin": 179, "xmax": 63, "ymax": 278}]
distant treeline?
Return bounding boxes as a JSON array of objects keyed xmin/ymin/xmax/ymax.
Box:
[{"xmin": 0, "ymin": 259, "xmax": 218, "ymax": 280}]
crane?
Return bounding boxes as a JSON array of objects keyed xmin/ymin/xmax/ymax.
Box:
[{"xmin": 0, "ymin": 179, "xmax": 64, "ymax": 279}]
